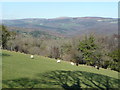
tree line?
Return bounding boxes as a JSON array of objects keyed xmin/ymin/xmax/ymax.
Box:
[{"xmin": 1, "ymin": 25, "xmax": 119, "ymax": 72}]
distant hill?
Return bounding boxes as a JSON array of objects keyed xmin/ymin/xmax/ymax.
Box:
[{"xmin": 2, "ymin": 17, "xmax": 118, "ymax": 37}]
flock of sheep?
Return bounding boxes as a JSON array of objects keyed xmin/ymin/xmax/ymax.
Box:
[
  {"xmin": 30, "ymin": 55, "xmax": 75, "ymax": 65},
  {"xmin": 57, "ymin": 59, "xmax": 75, "ymax": 65},
  {"xmin": 30, "ymin": 55, "xmax": 99, "ymax": 69}
]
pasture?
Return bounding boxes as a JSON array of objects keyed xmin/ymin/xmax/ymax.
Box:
[{"xmin": 2, "ymin": 50, "xmax": 119, "ymax": 89}]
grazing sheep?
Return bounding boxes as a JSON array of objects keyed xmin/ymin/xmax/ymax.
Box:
[
  {"xmin": 30, "ymin": 55, "xmax": 34, "ymax": 59},
  {"xmin": 95, "ymin": 66, "xmax": 99, "ymax": 70},
  {"xmin": 57, "ymin": 60, "xmax": 61, "ymax": 63},
  {"xmin": 71, "ymin": 62, "xmax": 75, "ymax": 65},
  {"xmin": 95, "ymin": 66, "xmax": 98, "ymax": 68},
  {"xmin": 97, "ymin": 67, "xmax": 99, "ymax": 70},
  {"xmin": 76, "ymin": 63, "xmax": 79, "ymax": 66}
]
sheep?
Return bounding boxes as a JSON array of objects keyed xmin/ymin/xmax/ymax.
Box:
[
  {"xmin": 76, "ymin": 63, "xmax": 79, "ymax": 66},
  {"xmin": 71, "ymin": 62, "xmax": 75, "ymax": 65},
  {"xmin": 95, "ymin": 66, "xmax": 99, "ymax": 70},
  {"xmin": 95, "ymin": 66, "xmax": 98, "ymax": 68},
  {"xmin": 30, "ymin": 55, "xmax": 34, "ymax": 59},
  {"xmin": 57, "ymin": 60, "xmax": 61, "ymax": 63}
]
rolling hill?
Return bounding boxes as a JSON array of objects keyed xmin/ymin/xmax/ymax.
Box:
[
  {"xmin": 2, "ymin": 17, "xmax": 118, "ymax": 37},
  {"xmin": 2, "ymin": 50, "xmax": 119, "ymax": 88}
]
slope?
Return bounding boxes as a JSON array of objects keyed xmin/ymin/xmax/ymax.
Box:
[{"xmin": 2, "ymin": 50, "xmax": 119, "ymax": 88}]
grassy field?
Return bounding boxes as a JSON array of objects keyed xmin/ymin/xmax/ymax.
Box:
[{"xmin": 2, "ymin": 50, "xmax": 119, "ymax": 89}]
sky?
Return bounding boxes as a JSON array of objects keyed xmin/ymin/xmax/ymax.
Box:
[{"xmin": 1, "ymin": 2, "xmax": 118, "ymax": 19}]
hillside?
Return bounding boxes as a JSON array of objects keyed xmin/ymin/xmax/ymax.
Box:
[
  {"xmin": 2, "ymin": 50, "xmax": 119, "ymax": 88},
  {"xmin": 2, "ymin": 17, "xmax": 118, "ymax": 37}
]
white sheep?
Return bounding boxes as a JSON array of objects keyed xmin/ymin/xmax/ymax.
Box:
[
  {"xmin": 95, "ymin": 66, "xmax": 98, "ymax": 68},
  {"xmin": 57, "ymin": 60, "xmax": 61, "ymax": 63},
  {"xmin": 71, "ymin": 62, "xmax": 75, "ymax": 65},
  {"xmin": 30, "ymin": 55, "xmax": 34, "ymax": 59},
  {"xmin": 95, "ymin": 65, "xmax": 99, "ymax": 70}
]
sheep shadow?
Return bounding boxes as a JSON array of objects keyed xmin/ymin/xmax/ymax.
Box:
[{"xmin": 2, "ymin": 70, "xmax": 119, "ymax": 89}]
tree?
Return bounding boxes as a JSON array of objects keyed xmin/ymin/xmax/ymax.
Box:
[
  {"xmin": 49, "ymin": 46, "xmax": 60, "ymax": 59},
  {"xmin": 92, "ymin": 49, "xmax": 103, "ymax": 67},
  {"xmin": 108, "ymin": 49, "xmax": 120, "ymax": 72},
  {"xmin": 78, "ymin": 35, "xmax": 98, "ymax": 65},
  {"xmin": 7, "ymin": 31, "xmax": 16, "ymax": 51},
  {"xmin": 0, "ymin": 25, "xmax": 10, "ymax": 49}
]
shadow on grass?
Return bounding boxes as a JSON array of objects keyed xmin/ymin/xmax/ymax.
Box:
[
  {"xmin": 1, "ymin": 53, "xmax": 10, "ymax": 57},
  {"xmin": 2, "ymin": 70, "xmax": 119, "ymax": 89}
]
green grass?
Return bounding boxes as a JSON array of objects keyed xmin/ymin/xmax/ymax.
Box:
[{"xmin": 2, "ymin": 50, "xmax": 119, "ymax": 89}]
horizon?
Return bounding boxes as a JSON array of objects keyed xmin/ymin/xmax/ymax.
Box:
[
  {"xmin": 2, "ymin": 16, "xmax": 118, "ymax": 20},
  {"xmin": 2, "ymin": 2, "xmax": 118, "ymax": 20}
]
